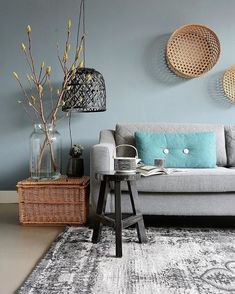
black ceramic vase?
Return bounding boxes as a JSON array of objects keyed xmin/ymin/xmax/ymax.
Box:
[{"xmin": 66, "ymin": 157, "xmax": 84, "ymax": 177}]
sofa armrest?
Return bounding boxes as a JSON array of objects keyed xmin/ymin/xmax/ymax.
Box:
[
  {"xmin": 99, "ymin": 129, "xmax": 116, "ymax": 145},
  {"xmin": 90, "ymin": 130, "xmax": 116, "ymax": 219}
]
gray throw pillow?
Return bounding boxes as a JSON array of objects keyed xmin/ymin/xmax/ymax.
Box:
[{"xmin": 225, "ymin": 126, "xmax": 235, "ymax": 166}]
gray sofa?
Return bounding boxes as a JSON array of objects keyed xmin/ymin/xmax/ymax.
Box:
[{"xmin": 90, "ymin": 123, "xmax": 235, "ymax": 217}]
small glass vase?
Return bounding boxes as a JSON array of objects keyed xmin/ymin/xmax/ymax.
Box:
[{"xmin": 30, "ymin": 124, "xmax": 62, "ymax": 180}]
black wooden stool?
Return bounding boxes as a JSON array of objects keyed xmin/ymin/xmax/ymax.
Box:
[{"xmin": 92, "ymin": 171, "xmax": 147, "ymax": 257}]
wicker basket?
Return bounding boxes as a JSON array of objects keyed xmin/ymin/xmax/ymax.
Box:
[
  {"xmin": 223, "ymin": 65, "xmax": 235, "ymax": 102},
  {"xmin": 17, "ymin": 176, "xmax": 90, "ymax": 225},
  {"xmin": 166, "ymin": 24, "xmax": 220, "ymax": 78}
]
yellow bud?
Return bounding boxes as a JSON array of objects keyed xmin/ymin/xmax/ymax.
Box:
[
  {"xmin": 87, "ymin": 74, "xmax": 92, "ymax": 81},
  {"xmin": 28, "ymin": 101, "xmax": 32, "ymax": 106},
  {"xmin": 67, "ymin": 19, "xmax": 72, "ymax": 29},
  {"xmin": 46, "ymin": 66, "xmax": 52, "ymax": 74},
  {"xmin": 57, "ymin": 89, "xmax": 60, "ymax": 95},
  {"xmin": 38, "ymin": 84, "xmax": 43, "ymax": 96},
  {"xmin": 13, "ymin": 71, "xmax": 19, "ymax": 80},
  {"xmin": 76, "ymin": 46, "xmax": 82, "ymax": 59},
  {"xmin": 79, "ymin": 60, "xmax": 84, "ymax": 68},
  {"xmin": 30, "ymin": 95, "xmax": 36, "ymax": 104},
  {"xmin": 71, "ymin": 64, "xmax": 75, "ymax": 71},
  {"xmin": 26, "ymin": 74, "xmax": 31, "ymax": 81},
  {"xmin": 63, "ymin": 52, "xmax": 68, "ymax": 63},
  {"xmin": 26, "ymin": 25, "xmax": 32, "ymax": 33},
  {"xmin": 41, "ymin": 61, "xmax": 45, "ymax": 69},
  {"xmin": 72, "ymin": 68, "xmax": 76, "ymax": 76},
  {"xmin": 21, "ymin": 43, "xmax": 26, "ymax": 52},
  {"xmin": 61, "ymin": 100, "xmax": 66, "ymax": 106}
]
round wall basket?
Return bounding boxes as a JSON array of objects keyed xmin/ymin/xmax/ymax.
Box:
[
  {"xmin": 166, "ymin": 24, "xmax": 220, "ymax": 78},
  {"xmin": 223, "ymin": 65, "xmax": 235, "ymax": 102}
]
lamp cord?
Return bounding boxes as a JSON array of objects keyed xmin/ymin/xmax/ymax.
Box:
[
  {"xmin": 76, "ymin": 0, "xmax": 86, "ymax": 66},
  {"xmin": 76, "ymin": 0, "xmax": 83, "ymax": 50},
  {"xmin": 82, "ymin": 0, "xmax": 86, "ymax": 66},
  {"xmin": 69, "ymin": 112, "xmax": 73, "ymax": 148},
  {"xmin": 69, "ymin": 0, "xmax": 86, "ymax": 149}
]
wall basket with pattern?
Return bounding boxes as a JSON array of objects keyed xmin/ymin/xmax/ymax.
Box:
[
  {"xmin": 223, "ymin": 65, "xmax": 235, "ymax": 103},
  {"xmin": 166, "ymin": 24, "xmax": 220, "ymax": 78}
]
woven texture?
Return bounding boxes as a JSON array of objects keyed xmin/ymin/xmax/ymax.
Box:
[
  {"xmin": 62, "ymin": 68, "xmax": 106, "ymax": 112},
  {"xmin": 18, "ymin": 227, "xmax": 235, "ymax": 294},
  {"xmin": 223, "ymin": 65, "xmax": 235, "ymax": 102},
  {"xmin": 17, "ymin": 176, "xmax": 90, "ymax": 225},
  {"xmin": 166, "ymin": 24, "xmax": 220, "ymax": 78}
]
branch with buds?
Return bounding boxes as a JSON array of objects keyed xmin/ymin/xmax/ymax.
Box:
[
  {"xmin": 13, "ymin": 21, "xmax": 86, "ymax": 125},
  {"xmin": 13, "ymin": 21, "xmax": 86, "ymax": 173}
]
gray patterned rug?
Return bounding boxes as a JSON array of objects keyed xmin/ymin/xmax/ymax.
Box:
[{"xmin": 18, "ymin": 227, "xmax": 235, "ymax": 294}]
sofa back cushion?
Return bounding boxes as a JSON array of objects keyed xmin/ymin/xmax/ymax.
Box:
[
  {"xmin": 135, "ymin": 131, "xmax": 217, "ymax": 168},
  {"xmin": 115, "ymin": 123, "xmax": 227, "ymax": 166},
  {"xmin": 225, "ymin": 125, "xmax": 235, "ymax": 166}
]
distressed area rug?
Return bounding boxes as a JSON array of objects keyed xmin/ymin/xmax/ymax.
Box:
[{"xmin": 18, "ymin": 227, "xmax": 235, "ymax": 294}]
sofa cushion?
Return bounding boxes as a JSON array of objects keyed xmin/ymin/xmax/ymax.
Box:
[
  {"xmin": 118, "ymin": 167, "xmax": 235, "ymax": 193},
  {"xmin": 115, "ymin": 123, "xmax": 227, "ymax": 166},
  {"xmin": 135, "ymin": 131, "xmax": 217, "ymax": 168},
  {"xmin": 225, "ymin": 125, "xmax": 235, "ymax": 167}
]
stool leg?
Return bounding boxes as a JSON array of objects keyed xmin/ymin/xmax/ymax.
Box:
[
  {"xmin": 115, "ymin": 181, "xmax": 122, "ymax": 257},
  {"xmin": 128, "ymin": 181, "xmax": 148, "ymax": 243},
  {"xmin": 92, "ymin": 180, "xmax": 108, "ymax": 243}
]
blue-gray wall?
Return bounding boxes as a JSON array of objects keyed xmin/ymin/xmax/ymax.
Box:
[{"xmin": 1, "ymin": 0, "xmax": 235, "ymax": 189}]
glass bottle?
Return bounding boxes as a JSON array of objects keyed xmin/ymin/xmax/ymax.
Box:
[{"xmin": 30, "ymin": 124, "xmax": 62, "ymax": 179}]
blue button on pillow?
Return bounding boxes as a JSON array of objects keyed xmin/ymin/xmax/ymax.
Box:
[{"xmin": 135, "ymin": 131, "xmax": 217, "ymax": 168}]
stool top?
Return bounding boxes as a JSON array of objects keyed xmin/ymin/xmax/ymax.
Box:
[{"xmin": 96, "ymin": 171, "xmax": 141, "ymax": 181}]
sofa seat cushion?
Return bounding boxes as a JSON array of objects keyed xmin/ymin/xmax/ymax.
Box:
[
  {"xmin": 115, "ymin": 123, "xmax": 227, "ymax": 166},
  {"xmin": 117, "ymin": 167, "xmax": 235, "ymax": 193}
]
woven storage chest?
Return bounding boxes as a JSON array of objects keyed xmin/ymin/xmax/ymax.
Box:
[{"xmin": 17, "ymin": 176, "xmax": 90, "ymax": 225}]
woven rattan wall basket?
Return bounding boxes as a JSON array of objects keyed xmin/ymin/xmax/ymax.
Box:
[
  {"xmin": 166, "ymin": 24, "xmax": 220, "ymax": 78},
  {"xmin": 223, "ymin": 65, "xmax": 235, "ymax": 102}
]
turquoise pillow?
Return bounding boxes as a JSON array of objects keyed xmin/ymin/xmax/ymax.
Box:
[{"xmin": 135, "ymin": 131, "xmax": 217, "ymax": 168}]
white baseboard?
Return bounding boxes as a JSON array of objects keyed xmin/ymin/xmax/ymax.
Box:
[{"xmin": 0, "ymin": 191, "xmax": 18, "ymax": 203}]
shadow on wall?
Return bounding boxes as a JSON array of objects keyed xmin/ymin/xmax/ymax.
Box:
[
  {"xmin": 144, "ymin": 33, "xmax": 188, "ymax": 86},
  {"xmin": 208, "ymin": 71, "xmax": 235, "ymax": 109},
  {"xmin": 0, "ymin": 140, "xmax": 93, "ymax": 190}
]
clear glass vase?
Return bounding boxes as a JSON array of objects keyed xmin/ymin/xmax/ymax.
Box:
[{"xmin": 30, "ymin": 124, "xmax": 62, "ymax": 179}]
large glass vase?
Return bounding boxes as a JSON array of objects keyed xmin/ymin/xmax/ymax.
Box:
[{"xmin": 30, "ymin": 124, "xmax": 62, "ymax": 179}]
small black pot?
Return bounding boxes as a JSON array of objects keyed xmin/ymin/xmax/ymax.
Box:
[{"xmin": 66, "ymin": 157, "xmax": 84, "ymax": 177}]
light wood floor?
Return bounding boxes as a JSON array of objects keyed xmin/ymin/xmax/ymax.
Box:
[{"xmin": 0, "ymin": 204, "xmax": 63, "ymax": 294}]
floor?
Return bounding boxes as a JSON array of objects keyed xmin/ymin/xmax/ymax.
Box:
[
  {"xmin": 0, "ymin": 204, "xmax": 63, "ymax": 294},
  {"xmin": 2, "ymin": 204, "xmax": 235, "ymax": 294}
]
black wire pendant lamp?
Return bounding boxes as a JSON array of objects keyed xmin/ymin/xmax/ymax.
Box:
[{"xmin": 62, "ymin": 0, "xmax": 106, "ymax": 112}]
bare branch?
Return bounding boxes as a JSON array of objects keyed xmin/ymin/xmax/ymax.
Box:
[
  {"xmin": 56, "ymin": 42, "xmax": 66, "ymax": 74},
  {"xmin": 27, "ymin": 31, "xmax": 38, "ymax": 84}
]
